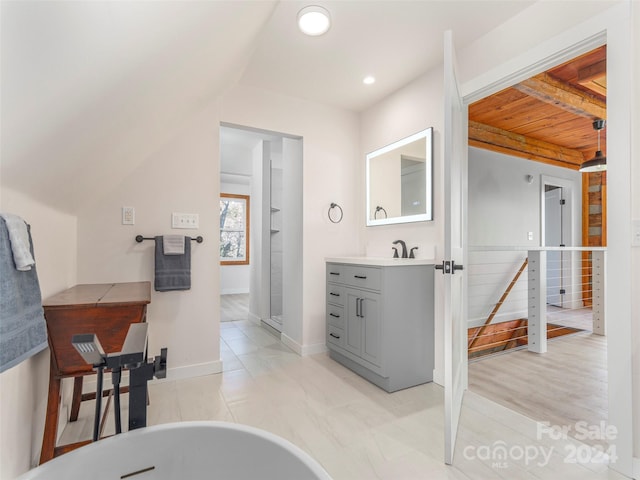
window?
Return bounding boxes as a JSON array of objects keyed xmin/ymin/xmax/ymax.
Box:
[{"xmin": 220, "ymin": 194, "xmax": 250, "ymax": 265}]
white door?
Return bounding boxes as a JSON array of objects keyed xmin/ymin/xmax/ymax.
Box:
[
  {"xmin": 442, "ymin": 30, "xmax": 468, "ymax": 465},
  {"xmin": 544, "ymin": 186, "xmax": 563, "ymax": 307}
]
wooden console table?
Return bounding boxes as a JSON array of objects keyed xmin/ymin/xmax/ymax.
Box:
[{"xmin": 40, "ymin": 282, "xmax": 150, "ymax": 464}]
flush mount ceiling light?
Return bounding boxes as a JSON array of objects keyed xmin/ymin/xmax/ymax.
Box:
[
  {"xmin": 363, "ymin": 75, "xmax": 376, "ymax": 85},
  {"xmin": 579, "ymin": 119, "xmax": 607, "ymax": 173},
  {"xmin": 297, "ymin": 5, "xmax": 331, "ymax": 36}
]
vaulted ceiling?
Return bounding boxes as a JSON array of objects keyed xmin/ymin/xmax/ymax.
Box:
[
  {"xmin": 469, "ymin": 46, "xmax": 607, "ymax": 170},
  {"xmin": 1, "ymin": 2, "xmax": 616, "ymax": 213}
]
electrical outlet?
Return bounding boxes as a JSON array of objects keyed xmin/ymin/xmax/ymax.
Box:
[
  {"xmin": 172, "ymin": 213, "xmax": 199, "ymax": 229},
  {"xmin": 527, "ymin": 231, "xmax": 533, "ymax": 241},
  {"xmin": 122, "ymin": 207, "xmax": 135, "ymax": 225}
]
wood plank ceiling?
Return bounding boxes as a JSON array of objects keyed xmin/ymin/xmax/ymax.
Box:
[{"xmin": 469, "ymin": 46, "xmax": 606, "ymax": 170}]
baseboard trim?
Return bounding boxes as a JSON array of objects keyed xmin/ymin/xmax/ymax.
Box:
[
  {"xmin": 302, "ymin": 341, "xmax": 328, "ymax": 356},
  {"xmin": 247, "ymin": 311, "xmax": 261, "ymax": 324},
  {"xmin": 220, "ymin": 289, "xmax": 249, "ymax": 295},
  {"xmin": 281, "ymin": 333, "xmax": 327, "ymax": 357},
  {"xmin": 80, "ymin": 360, "xmax": 222, "ymax": 390},
  {"xmin": 162, "ymin": 360, "xmax": 222, "ymax": 382},
  {"xmin": 433, "ymin": 369, "xmax": 443, "ymax": 387},
  {"xmin": 281, "ymin": 333, "xmax": 302, "ymax": 355}
]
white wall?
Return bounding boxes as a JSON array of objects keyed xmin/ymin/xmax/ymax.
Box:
[
  {"xmin": 467, "ymin": 147, "xmax": 582, "ymax": 326},
  {"xmin": 76, "ymin": 101, "xmax": 221, "ymax": 380},
  {"xmin": 631, "ymin": 2, "xmax": 640, "ymax": 464},
  {"xmin": 281, "ymin": 137, "xmax": 304, "ymax": 347},
  {"xmin": 0, "ymin": 188, "xmax": 77, "ymax": 477},
  {"xmin": 221, "ymin": 85, "xmax": 361, "ymax": 351},
  {"xmin": 249, "ymin": 141, "xmax": 271, "ymax": 322},
  {"xmin": 360, "ymin": 68, "xmax": 444, "ymax": 383},
  {"xmin": 468, "ymin": 147, "xmax": 581, "ymax": 247},
  {"xmin": 361, "ymin": 70, "xmax": 443, "ymax": 260},
  {"xmin": 220, "ymin": 182, "xmax": 250, "ymax": 295}
]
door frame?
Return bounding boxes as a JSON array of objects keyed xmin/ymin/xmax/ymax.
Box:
[
  {"xmin": 456, "ymin": 5, "xmax": 633, "ymax": 476},
  {"xmin": 541, "ymin": 175, "xmax": 579, "ymax": 309}
]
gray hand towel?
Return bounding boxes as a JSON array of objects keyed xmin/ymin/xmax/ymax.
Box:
[
  {"xmin": 163, "ymin": 235, "xmax": 185, "ymax": 255},
  {"xmin": 0, "ymin": 217, "xmax": 48, "ymax": 373},
  {"xmin": 154, "ymin": 236, "xmax": 191, "ymax": 292},
  {"xmin": 0, "ymin": 212, "xmax": 35, "ymax": 271}
]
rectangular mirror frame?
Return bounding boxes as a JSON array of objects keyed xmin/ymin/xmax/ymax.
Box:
[{"xmin": 366, "ymin": 127, "xmax": 433, "ymax": 226}]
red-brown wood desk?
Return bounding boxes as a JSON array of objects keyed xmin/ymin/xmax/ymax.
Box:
[{"xmin": 40, "ymin": 282, "xmax": 150, "ymax": 464}]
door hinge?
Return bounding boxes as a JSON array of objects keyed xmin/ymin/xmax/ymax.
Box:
[
  {"xmin": 560, "ymin": 288, "xmax": 566, "ymax": 295},
  {"xmin": 560, "ymin": 199, "xmax": 566, "ymax": 205}
]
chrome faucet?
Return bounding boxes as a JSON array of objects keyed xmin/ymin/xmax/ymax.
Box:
[{"xmin": 392, "ymin": 240, "xmax": 407, "ymax": 258}]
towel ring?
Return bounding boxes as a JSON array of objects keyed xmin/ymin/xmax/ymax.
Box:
[
  {"xmin": 328, "ymin": 203, "xmax": 343, "ymax": 224},
  {"xmin": 374, "ymin": 206, "xmax": 387, "ymax": 219}
]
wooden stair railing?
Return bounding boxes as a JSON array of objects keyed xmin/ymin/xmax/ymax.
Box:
[{"xmin": 468, "ymin": 258, "xmax": 529, "ymax": 351}]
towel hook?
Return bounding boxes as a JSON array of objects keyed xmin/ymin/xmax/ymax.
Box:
[{"xmin": 328, "ymin": 203, "xmax": 343, "ymax": 224}]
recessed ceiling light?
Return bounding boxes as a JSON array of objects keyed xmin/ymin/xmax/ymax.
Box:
[
  {"xmin": 363, "ymin": 76, "xmax": 376, "ymax": 85},
  {"xmin": 297, "ymin": 5, "xmax": 331, "ymax": 36}
]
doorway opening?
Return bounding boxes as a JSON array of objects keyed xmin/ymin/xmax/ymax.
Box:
[
  {"xmin": 466, "ymin": 45, "xmax": 608, "ymax": 447},
  {"xmin": 219, "ymin": 124, "xmax": 303, "ymax": 337}
]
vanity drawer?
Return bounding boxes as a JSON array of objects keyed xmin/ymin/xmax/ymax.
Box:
[
  {"xmin": 326, "ymin": 304, "xmax": 344, "ymax": 329},
  {"xmin": 326, "ymin": 284, "xmax": 345, "ymax": 306},
  {"xmin": 327, "ymin": 325, "xmax": 345, "ymax": 349},
  {"xmin": 326, "ymin": 264, "xmax": 343, "ymax": 282},
  {"xmin": 341, "ymin": 265, "xmax": 381, "ymax": 291}
]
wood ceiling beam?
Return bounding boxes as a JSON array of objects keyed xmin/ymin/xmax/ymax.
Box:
[
  {"xmin": 469, "ymin": 121, "xmax": 584, "ymax": 170},
  {"xmin": 512, "ymin": 73, "xmax": 606, "ymax": 120},
  {"xmin": 577, "ymin": 60, "xmax": 607, "ymax": 96}
]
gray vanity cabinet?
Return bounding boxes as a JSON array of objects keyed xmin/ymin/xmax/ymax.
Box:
[
  {"xmin": 344, "ymin": 288, "xmax": 381, "ymax": 367},
  {"xmin": 326, "ymin": 261, "xmax": 434, "ymax": 392}
]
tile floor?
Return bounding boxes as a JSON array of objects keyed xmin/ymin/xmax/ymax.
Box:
[{"xmin": 60, "ymin": 320, "xmax": 626, "ymax": 480}]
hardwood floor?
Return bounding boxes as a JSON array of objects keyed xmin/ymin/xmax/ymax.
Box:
[
  {"xmin": 468, "ymin": 331, "xmax": 608, "ymax": 448},
  {"xmin": 220, "ymin": 293, "xmax": 249, "ymax": 322}
]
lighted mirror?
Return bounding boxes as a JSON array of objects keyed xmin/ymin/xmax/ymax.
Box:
[{"xmin": 366, "ymin": 127, "xmax": 433, "ymax": 226}]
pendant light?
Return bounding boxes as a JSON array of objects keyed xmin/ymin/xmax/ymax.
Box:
[{"xmin": 579, "ymin": 119, "xmax": 606, "ymax": 172}]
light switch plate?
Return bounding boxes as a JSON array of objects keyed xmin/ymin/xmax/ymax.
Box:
[
  {"xmin": 172, "ymin": 212, "xmax": 199, "ymax": 229},
  {"xmin": 122, "ymin": 207, "xmax": 135, "ymax": 225}
]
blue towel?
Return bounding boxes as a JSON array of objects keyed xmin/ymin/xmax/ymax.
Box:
[
  {"xmin": 154, "ymin": 236, "xmax": 191, "ymax": 292},
  {"xmin": 0, "ymin": 217, "xmax": 48, "ymax": 373}
]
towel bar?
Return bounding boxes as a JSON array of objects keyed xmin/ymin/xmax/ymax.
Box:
[{"xmin": 135, "ymin": 235, "xmax": 203, "ymax": 243}]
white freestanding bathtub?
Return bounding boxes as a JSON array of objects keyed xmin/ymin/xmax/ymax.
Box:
[{"xmin": 18, "ymin": 422, "xmax": 331, "ymax": 480}]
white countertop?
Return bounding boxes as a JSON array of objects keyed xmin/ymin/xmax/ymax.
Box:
[{"xmin": 325, "ymin": 256, "xmax": 435, "ymax": 266}]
